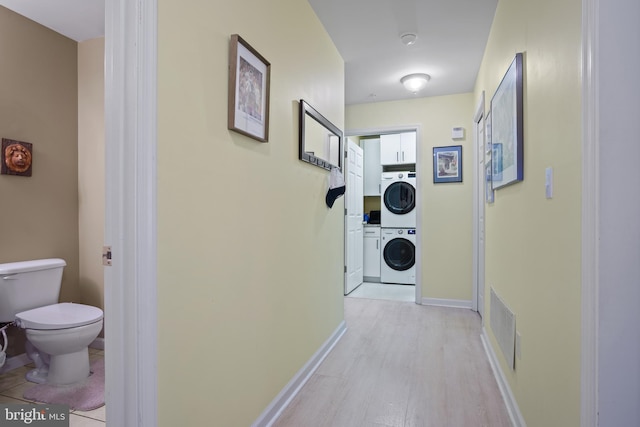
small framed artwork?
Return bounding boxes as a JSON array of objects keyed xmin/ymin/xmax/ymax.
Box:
[
  {"xmin": 228, "ymin": 34, "xmax": 271, "ymax": 142},
  {"xmin": 2, "ymin": 138, "xmax": 33, "ymax": 177},
  {"xmin": 433, "ymin": 145, "xmax": 462, "ymax": 183},
  {"xmin": 491, "ymin": 52, "xmax": 524, "ymax": 189}
]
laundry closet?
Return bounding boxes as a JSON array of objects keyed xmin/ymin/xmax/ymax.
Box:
[{"xmin": 359, "ymin": 131, "xmax": 417, "ymax": 287}]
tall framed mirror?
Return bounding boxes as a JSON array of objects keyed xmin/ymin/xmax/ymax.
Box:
[{"xmin": 299, "ymin": 99, "xmax": 342, "ymax": 171}]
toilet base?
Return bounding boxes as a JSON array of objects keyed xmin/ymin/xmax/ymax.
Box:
[
  {"xmin": 47, "ymin": 348, "xmax": 91, "ymax": 385},
  {"xmin": 26, "ymin": 367, "xmax": 49, "ymax": 384}
]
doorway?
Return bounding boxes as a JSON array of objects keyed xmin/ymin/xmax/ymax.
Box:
[{"xmin": 343, "ymin": 126, "xmax": 422, "ymax": 304}]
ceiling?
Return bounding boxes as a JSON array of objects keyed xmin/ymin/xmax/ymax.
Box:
[
  {"xmin": 0, "ymin": 0, "xmax": 498, "ymax": 105},
  {"xmin": 308, "ymin": 0, "xmax": 498, "ymax": 105},
  {"xmin": 0, "ymin": 0, "xmax": 104, "ymax": 42}
]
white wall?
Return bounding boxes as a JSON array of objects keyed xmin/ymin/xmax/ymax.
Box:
[{"xmin": 597, "ymin": 0, "xmax": 640, "ymax": 424}]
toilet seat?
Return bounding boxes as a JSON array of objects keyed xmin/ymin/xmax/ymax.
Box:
[{"xmin": 15, "ymin": 303, "xmax": 103, "ymax": 330}]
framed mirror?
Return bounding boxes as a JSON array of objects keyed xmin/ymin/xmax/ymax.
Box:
[{"xmin": 299, "ymin": 99, "xmax": 343, "ymax": 171}]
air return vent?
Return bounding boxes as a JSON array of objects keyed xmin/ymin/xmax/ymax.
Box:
[{"xmin": 490, "ymin": 287, "xmax": 516, "ymax": 370}]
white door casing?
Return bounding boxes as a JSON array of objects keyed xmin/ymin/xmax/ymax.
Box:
[
  {"xmin": 345, "ymin": 140, "xmax": 364, "ymax": 294},
  {"xmin": 104, "ymin": 0, "xmax": 158, "ymax": 425},
  {"xmin": 472, "ymin": 93, "xmax": 485, "ymax": 317}
]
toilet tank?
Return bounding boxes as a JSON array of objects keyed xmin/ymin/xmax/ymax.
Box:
[{"xmin": 0, "ymin": 259, "xmax": 66, "ymax": 323}]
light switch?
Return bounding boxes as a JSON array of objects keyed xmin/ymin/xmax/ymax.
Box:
[{"xmin": 545, "ymin": 167, "xmax": 553, "ymax": 199}]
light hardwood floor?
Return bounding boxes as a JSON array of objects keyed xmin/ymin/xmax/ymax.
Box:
[{"xmin": 274, "ymin": 298, "xmax": 512, "ymax": 427}]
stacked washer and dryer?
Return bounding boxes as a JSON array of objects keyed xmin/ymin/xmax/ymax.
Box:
[{"xmin": 380, "ymin": 171, "xmax": 417, "ymax": 285}]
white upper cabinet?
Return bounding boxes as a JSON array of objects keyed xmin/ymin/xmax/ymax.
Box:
[
  {"xmin": 363, "ymin": 138, "xmax": 382, "ymax": 196},
  {"xmin": 380, "ymin": 131, "xmax": 416, "ymax": 165}
]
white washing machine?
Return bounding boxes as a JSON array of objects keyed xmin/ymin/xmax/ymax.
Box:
[
  {"xmin": 380, "ymin": 171, "xmax": 416, "ymax": 228},
  {"xmin": 380, "ymin": 228, "xmax": 416, "ymax": 285}
]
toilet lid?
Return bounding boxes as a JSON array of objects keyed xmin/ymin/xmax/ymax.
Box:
[{"xmin": 15, "ymin": 303, "xmax": 103, "ymax": 330}]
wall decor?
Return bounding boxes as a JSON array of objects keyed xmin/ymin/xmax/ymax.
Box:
[
  {"xmin": 433, "ymin": 145, "xmax": 462, "ymax": 183},
  {"xmin": 228, "ymin": 34, "xmax": 271, "ymax": 142},
  {"xmin": 1, "ymin": 138, "xmax": 32, "ymax": 177},
  {"xmin": 485, "ymin": 110, "xmax": 494, "ymax": 203},
  {"xmin": 491, "ymin": 52, "xmax": 524, "ymax": 189},
  {"xmin": 299, "ymin": 99, "xmax": 342, "ymax": 171}
]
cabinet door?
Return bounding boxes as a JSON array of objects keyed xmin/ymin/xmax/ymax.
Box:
[
  {"xmin": 380, "ymin": 133, "xmax": 402, "ymax": 165},
  {"xmin": 363, "ymin": 138, "xmax": 382, "ymax": 196},
  {"xmin": 363, "ymin": 236, "xmax": 381, "ymax": 278},
  {"xmin": 400, "ymin": 131, "xmax": 417, "ymax": 164}
]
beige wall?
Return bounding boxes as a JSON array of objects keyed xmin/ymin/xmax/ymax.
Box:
[
  {"xmin": 78, "ymin": 37, "xmax": 105, "ymax": 311},
  {"xmin": 346, "ymin": 94, "xmax": 475, "ymax": 302},
  {"xmin": 156, "ymin": 0, "xmax": 344, "ymax": 425},
  {"xmin": 474, "ymin": 0, "xmax": 582, "ymax": 425},
  {"xmin": 0, "ymin": 7, "xmax": 80, "ymax": 303}
]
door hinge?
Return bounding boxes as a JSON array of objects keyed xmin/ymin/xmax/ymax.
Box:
[
  {"xmin": 345, "ymin": 208, "xmax": 347, "ymax": 215},
  {"xmin": 102, "ymin": 246, "xmax": 112, "ymax": 266},
  {"xmin": 344, "ymin": 266, "xmax": 347, "ymax": 273}
]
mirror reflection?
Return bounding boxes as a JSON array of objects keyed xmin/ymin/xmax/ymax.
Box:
[{"xmin": 299, "ymin": 100, "xmax": 342, "ymax": 171}]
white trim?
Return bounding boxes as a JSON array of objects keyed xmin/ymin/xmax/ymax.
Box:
[
  {"xmin": 252, "ymin": 321, "xmax": 347, "ymax": 427},
  {"xmin": 422, "ymin": 298, "xmax": 472, "ymax": 310},
  {"xmin": 345, "ymin": 125, "xmax": 423, "ymax": 305},
  {"xmin": 581, "ymin": 0, "xmax": 599, "ymax": 424},
  {"xmin": 481, "ymin": 328, "xmax": 526, "ymax": 427},
  {"xmin": 104, "ymin": 0, "xmax": 158, "ymax": 426},
  {"xmin": 472, "ymin": 92, "xmax": 485, "ymax": 315},
  {"xmin": 0, "ymin": 353, "xmax": 31, "ymax": 373}
]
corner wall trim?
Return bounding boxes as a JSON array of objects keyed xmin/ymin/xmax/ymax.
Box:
[
  {"xmin": 251, "ymin": 320, "xmax": 347, "ymax": 427},
  {"xmin": 481, "ymin": 328, "xmax": 526, "ymax": 427},
  {"xmin": 422, "ymin": 298, "xmax": 472, "ymax": 309}
]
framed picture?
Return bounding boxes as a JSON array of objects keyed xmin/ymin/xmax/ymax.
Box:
[
  {"xmin": 1, "ymin": 138, "xmax": 33, "ymax": 177},
  {"xmin": 433, "ymin": 145, "xmax": 462, "ymax": 183},
  {"xmin": 228, "ymin": 34, "xmax": 271, "ymax": 142},
  {"xmin": 491, "ymin": 52, "xmax": 524, "ymax": 189}
]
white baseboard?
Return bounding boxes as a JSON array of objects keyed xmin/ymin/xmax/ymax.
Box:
[
  {"xmin": 480, "ymin": 328, "xmax": 526, "ymax": 427},
  {"xmin": 90, "ymin": 337, "xmax": 105, "ymax": 350},
  {"xmin": 422, "ymin": 298, "xmax": 472, "ymax": 309},
  {"xmin": 251, "ymin": 320, "xmax": 347, "ymax": 427},
  {"xmin": 0, "ymin": 353, "xmax": 31, "ymax": 374}
]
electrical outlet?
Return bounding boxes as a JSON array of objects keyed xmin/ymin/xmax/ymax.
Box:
[{"xmin": 515, "ymin": 331, "xmax": 522, "ymax": 360}]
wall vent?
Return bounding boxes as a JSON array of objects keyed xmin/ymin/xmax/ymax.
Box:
[{"xmin": 490, "ymin": 287, "xmax": 516, "ymax": 370}]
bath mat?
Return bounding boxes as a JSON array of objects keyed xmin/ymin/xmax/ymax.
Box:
[{"xmin": 23, "ymin": 358, "xmax": 105, "ymax": 411}]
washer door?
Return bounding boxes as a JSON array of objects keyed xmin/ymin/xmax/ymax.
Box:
[
  {"xmin": 383, "ymin": 182, "xmax": 415, "ymax": 215},
  {"xmin": 383, "ymin": 238, "xmax": 416, "ymax": 271}
]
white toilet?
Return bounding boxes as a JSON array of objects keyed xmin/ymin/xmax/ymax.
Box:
[{"xmin": 0, "ymin": 258, "xmax": 103, "ymax": 385}]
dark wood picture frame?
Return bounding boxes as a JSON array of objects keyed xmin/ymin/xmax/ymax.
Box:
[
  {"xmin": 1, "ymin": 138, "xmax": 33, "ymax": 177},
  {"xmin": 228, "ymin": 34, "xmax": 271, "ymax": 142}
]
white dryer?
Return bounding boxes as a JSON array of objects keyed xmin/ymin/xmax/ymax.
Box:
[
  {"xmin": 380, "ymin": 228, "xmax": 416, "ymax": 285},
  {"xmin": 380, "ymin": 171, "xmax": 416, "ymax": 228}
]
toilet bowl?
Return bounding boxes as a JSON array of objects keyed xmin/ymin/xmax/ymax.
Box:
[{"xmin": 15, "ymin": 302, "xmax": 103, "ymax": 385}]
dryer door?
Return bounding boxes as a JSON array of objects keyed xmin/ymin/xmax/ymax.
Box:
[
  {"xmin": 383, "ymin": 182, "xmax": 416, "ymax": 215},
  {"xmin": 383, "ymin": 237, "xmax": 416, "ymax": 271}
]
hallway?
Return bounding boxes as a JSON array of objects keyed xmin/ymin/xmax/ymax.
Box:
[{"xmin": 274, "ymin": 298, "xmax": 511, "ymax": 427}]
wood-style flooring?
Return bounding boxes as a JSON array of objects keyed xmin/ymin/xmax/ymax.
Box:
[{"xmin": 274, "ymin": 298, "xmax": 512, "ymax": 427}]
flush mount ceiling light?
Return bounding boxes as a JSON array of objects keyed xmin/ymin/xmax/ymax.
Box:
[
  {"xmin": 400, "ymin": 32, "xmax": 418, "ymax": 46},
  {"xmin": 401, "ymin": 73, "xmax": 431, "ymax": 93}
]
